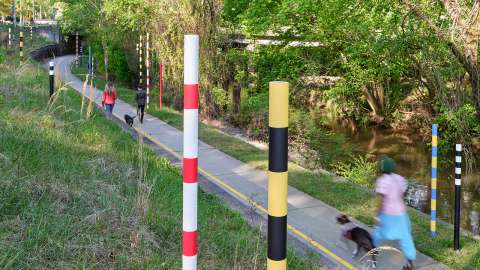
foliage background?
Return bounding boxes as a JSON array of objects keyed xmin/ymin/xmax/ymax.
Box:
[{"xmin": 51, "ymin": 0, "xmax": 480, "ymax": 170}]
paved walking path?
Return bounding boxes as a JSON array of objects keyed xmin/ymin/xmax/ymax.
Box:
[{"xmin": 50, "ymin": 55, "xmax": 449, "ymax": 270}]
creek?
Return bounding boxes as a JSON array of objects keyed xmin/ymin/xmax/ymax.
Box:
[{"xmin": 331, "ymin": 124, "xmax": 480, "ymax": 236}]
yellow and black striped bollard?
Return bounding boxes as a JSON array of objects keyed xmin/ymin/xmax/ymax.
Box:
[
  {"xmin": 268, "ymin": 81, "xmax": 289, "ymax": 270},
  {"xmin": 19, "ymin": 31, "xmax": 24, "ymax": 60}
]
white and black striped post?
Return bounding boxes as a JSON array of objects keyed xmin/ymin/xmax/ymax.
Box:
[
  {"xmin": 8, "ymin": 27, "xmax": 12, "ymax": 48},
  {"xmin": 146, "ymin": 32, "xmax": 150, "ymax": 109},
  {"xmin": 454, "ymin": 144, "xmax": 462, "ymax": 251},
  {"xmin": 139, "ymin": 35, "xmax": 143, "ymax": 85},
  {"xmin": 49, "ymin": 61, "xmax": 54, "ymax": 97}
]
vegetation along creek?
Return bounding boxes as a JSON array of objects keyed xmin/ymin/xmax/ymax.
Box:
[{"xmin": 329, "ymin": 123, "xmax": 480, "ymax": 236}]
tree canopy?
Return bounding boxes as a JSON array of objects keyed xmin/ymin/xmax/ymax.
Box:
[{"xmin": 56, "ymin": 0, "xmax": 480, "ymax": 149}]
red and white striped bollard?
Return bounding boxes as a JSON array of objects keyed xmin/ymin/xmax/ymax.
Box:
[{"xmin": 182, "ymin": 34, "xmax": 199, "ymax": 270}]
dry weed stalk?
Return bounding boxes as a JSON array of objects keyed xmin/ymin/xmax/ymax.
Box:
[
  {"xmin": 86, "ymin": 75, "xmax": 95, "ymax": 119},
  {"xmin": 80, "ymin": 74, "xmax": 89, "ymax": 115},
  {"xmin": 136, "ymin": 134, "xmax": 152, "ymax": 217},
  {"xmin": 46, "ymin": 83, "xmax": 70, "ymax": 113}
]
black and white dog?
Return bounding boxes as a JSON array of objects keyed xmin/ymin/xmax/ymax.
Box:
[
  {"xmin": 336, "ymin": 214, "xmax": 377, "ymax": 266},
  {"xmin": 124, "ymin": 114, "xmax": 136, "ymax": 127}
]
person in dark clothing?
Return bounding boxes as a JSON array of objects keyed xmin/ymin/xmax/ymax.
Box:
[{"xmin": 135, "ymin": 86, "xmax": 146, "ymax": 124}]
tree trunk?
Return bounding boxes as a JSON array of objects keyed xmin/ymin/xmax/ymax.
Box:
[
  {"xmin": 104, "ymin": 50, "xmax": 109, "ymax": 81},
  {"xmin": 103, "ymin": 44, "xmax": 109, "ymax": 81},
  {"xmin": 471, "ymin": 66, "xmax": 480, "ymax": 118},
  {"xmin": 362, "ymin": 84, "xmax": 384, "ymax": 118},
  {"xmin": 402, "ymin": 0, "xmax": 480, "ymax": 118},
  {"xmin": 232, "ymin": 81, "xmax": 241, "ymax": 115}
]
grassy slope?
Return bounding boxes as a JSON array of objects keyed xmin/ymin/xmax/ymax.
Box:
[
  {"xmin": 0, "ymin": 53, "xmax": 321, "ymax": 268},
  {"xmin": 71, "ymin": 62, "xmax": 480, "ymax": 270}
]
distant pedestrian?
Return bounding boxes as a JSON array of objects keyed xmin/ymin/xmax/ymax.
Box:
[
  {"xmin": 102, "ymin": 82, "xmax": 117, "ymax": 116},
  {"xmin": 135, "ymin": 86, "xmax": 146, "ymax": 124},
  {"xmin": 373, "ymin": 156, "xmax": 416, "ymax": 270}
]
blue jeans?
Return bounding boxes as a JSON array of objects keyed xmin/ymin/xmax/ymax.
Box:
[{"xmin": 105, "ymin": 104, "xmax": 114, "ymax": 115}]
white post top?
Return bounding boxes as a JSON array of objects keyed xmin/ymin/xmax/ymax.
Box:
[
  {"xmin": 456, "ymin": 144, "xmax": 462, "ymax": 151},
  {"xmin": 49, "ymin": 61, "xmax": 54, "ymax": 67},
  {"xmin": 184, "ymin": 34, "xmax": 199, "ymax": 85}
]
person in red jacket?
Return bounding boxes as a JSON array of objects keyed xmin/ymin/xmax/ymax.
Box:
[{"xmin": 102, "ymin": 82, "xmax": 117, "ymax": 116}]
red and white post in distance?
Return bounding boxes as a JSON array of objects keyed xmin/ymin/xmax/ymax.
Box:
[
  {"xmin": 159, "ymin": 63, "xmax": 163, "ymax": 110},
  {"xmin": 182, "ymin": 34, "xmax": 199, "ymax": 270}
]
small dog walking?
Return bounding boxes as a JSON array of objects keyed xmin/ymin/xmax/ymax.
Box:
[
  {"xmin": 124, "ymin": 114, "xmax": 136, "ymax": 127},
  {"xmin": 336, "ymin": 214, "xmax": 377, "ymax": 267}
]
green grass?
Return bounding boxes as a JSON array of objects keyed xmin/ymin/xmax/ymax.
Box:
[
  {"xmin": 72, "ymin": 61, "xmax": 480, "ymax": 270},
  {"xmin": 0, "ymin": 48, "xmax": 323, "ymax": 268}
]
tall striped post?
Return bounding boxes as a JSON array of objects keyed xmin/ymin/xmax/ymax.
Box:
[
  {"xmin": 159, "ymin": 63, "xmax": 163, "ymax": 110},
  {"xmin": 8, "ymin": 27, "xmax": 11, "ymax": 48},
  {"xmin": 454, "ymin": 144, "xmax": 462, "ymax": 250},
  {"xmin": 79, "ymin": 45, "xmax": 83, "ymax": 65},
  {"xmin": 139, "ymin": 35, "xmax": 143, "ymax": 85},
  {"xmin": 49, "ymin": 61, "xmax": 54, "ymax": 97},
  {"xmin": 268, "ymin": 81, "xmax": 289, "ymax": 270},
  {"xmin": 431, "ymin": 124, "xmax": 438, "ymax": 238},
  {"xmin": 30, "ymin": 22, "xmax": 33, "ymax": 41},
  {"xmin": 88, "ymin": 46, "xmax": 92, "ymax": 75},
  {"xmin": 182, "ymin": 34, "xmax": 199, "ymax": 270},
  {"xmin": 19, "ymin": 31, "xmax": 24, "ymax": 59},
  {"xmin": 12, "ymin": 0, "xmax": 16, "ymax": 31},
  {"xmin": 75, "ymin": 32, "xmax": 79, "ymax": 66},
  {"xmin": 146, "ymin": 32, "xmax": 150, "ymax": 109}
]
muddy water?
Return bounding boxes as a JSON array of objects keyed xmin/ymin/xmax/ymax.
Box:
[{"xmin": 332, "ymin": 126, "xmax": 480, "ymax": 235}]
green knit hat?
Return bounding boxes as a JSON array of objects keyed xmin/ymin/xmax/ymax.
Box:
[{"xmin": 380, "ymin": 156, "xmax": 396, "ymax": 173}]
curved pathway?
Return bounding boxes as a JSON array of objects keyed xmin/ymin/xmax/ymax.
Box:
[{"xmin": 48, "ymin": 55, "xmax": 448, "ymax": 270}]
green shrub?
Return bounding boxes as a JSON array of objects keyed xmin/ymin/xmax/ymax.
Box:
[
  {"xmin": 435, "ymin": 103, "xmax": 480, "ymax": 152},
  {"xmin": 333, "ymin": 155, "xmax": 377, "ymax": 187},
  {"xmin": 211, "ymin": 86, "xmax": 230, "ymax": 113},
  {"xmin": 235, "ymin": 92, "xmax": 269, "ymax": 136},
  {"xmin": 0, "ymin": 48, "xmax": 6, "ymax": 64}
]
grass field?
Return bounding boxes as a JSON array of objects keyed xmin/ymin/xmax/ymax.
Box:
[
  {"xmin": 71, "ymin": 62, "xmax": 480, "ymax": 269},
  {"xmin": 0, "ymin": 49, "xmax": 322, "ymax": 268}
]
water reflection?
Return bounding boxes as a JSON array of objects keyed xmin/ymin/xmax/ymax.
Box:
[
  {"xmin": 405, "ymin": 183, "xmax": 429, "ymax": 210},
  {"xmin": 330, "ymin": 125, "xmax": 480, "ymax": 235},
  {"xmin": 470, "ymin": 210, "xmax": 479, "ymax": 236}
]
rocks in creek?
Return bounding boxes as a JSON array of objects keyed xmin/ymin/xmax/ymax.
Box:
[{"xmin": 405, "ymin": 182, "xmax": 429, "ymax": 210}]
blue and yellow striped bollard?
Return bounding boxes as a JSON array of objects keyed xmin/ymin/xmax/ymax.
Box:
[{"xmin": 431, "ymin": 124, "xmax": 438, "ymax": 238}]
